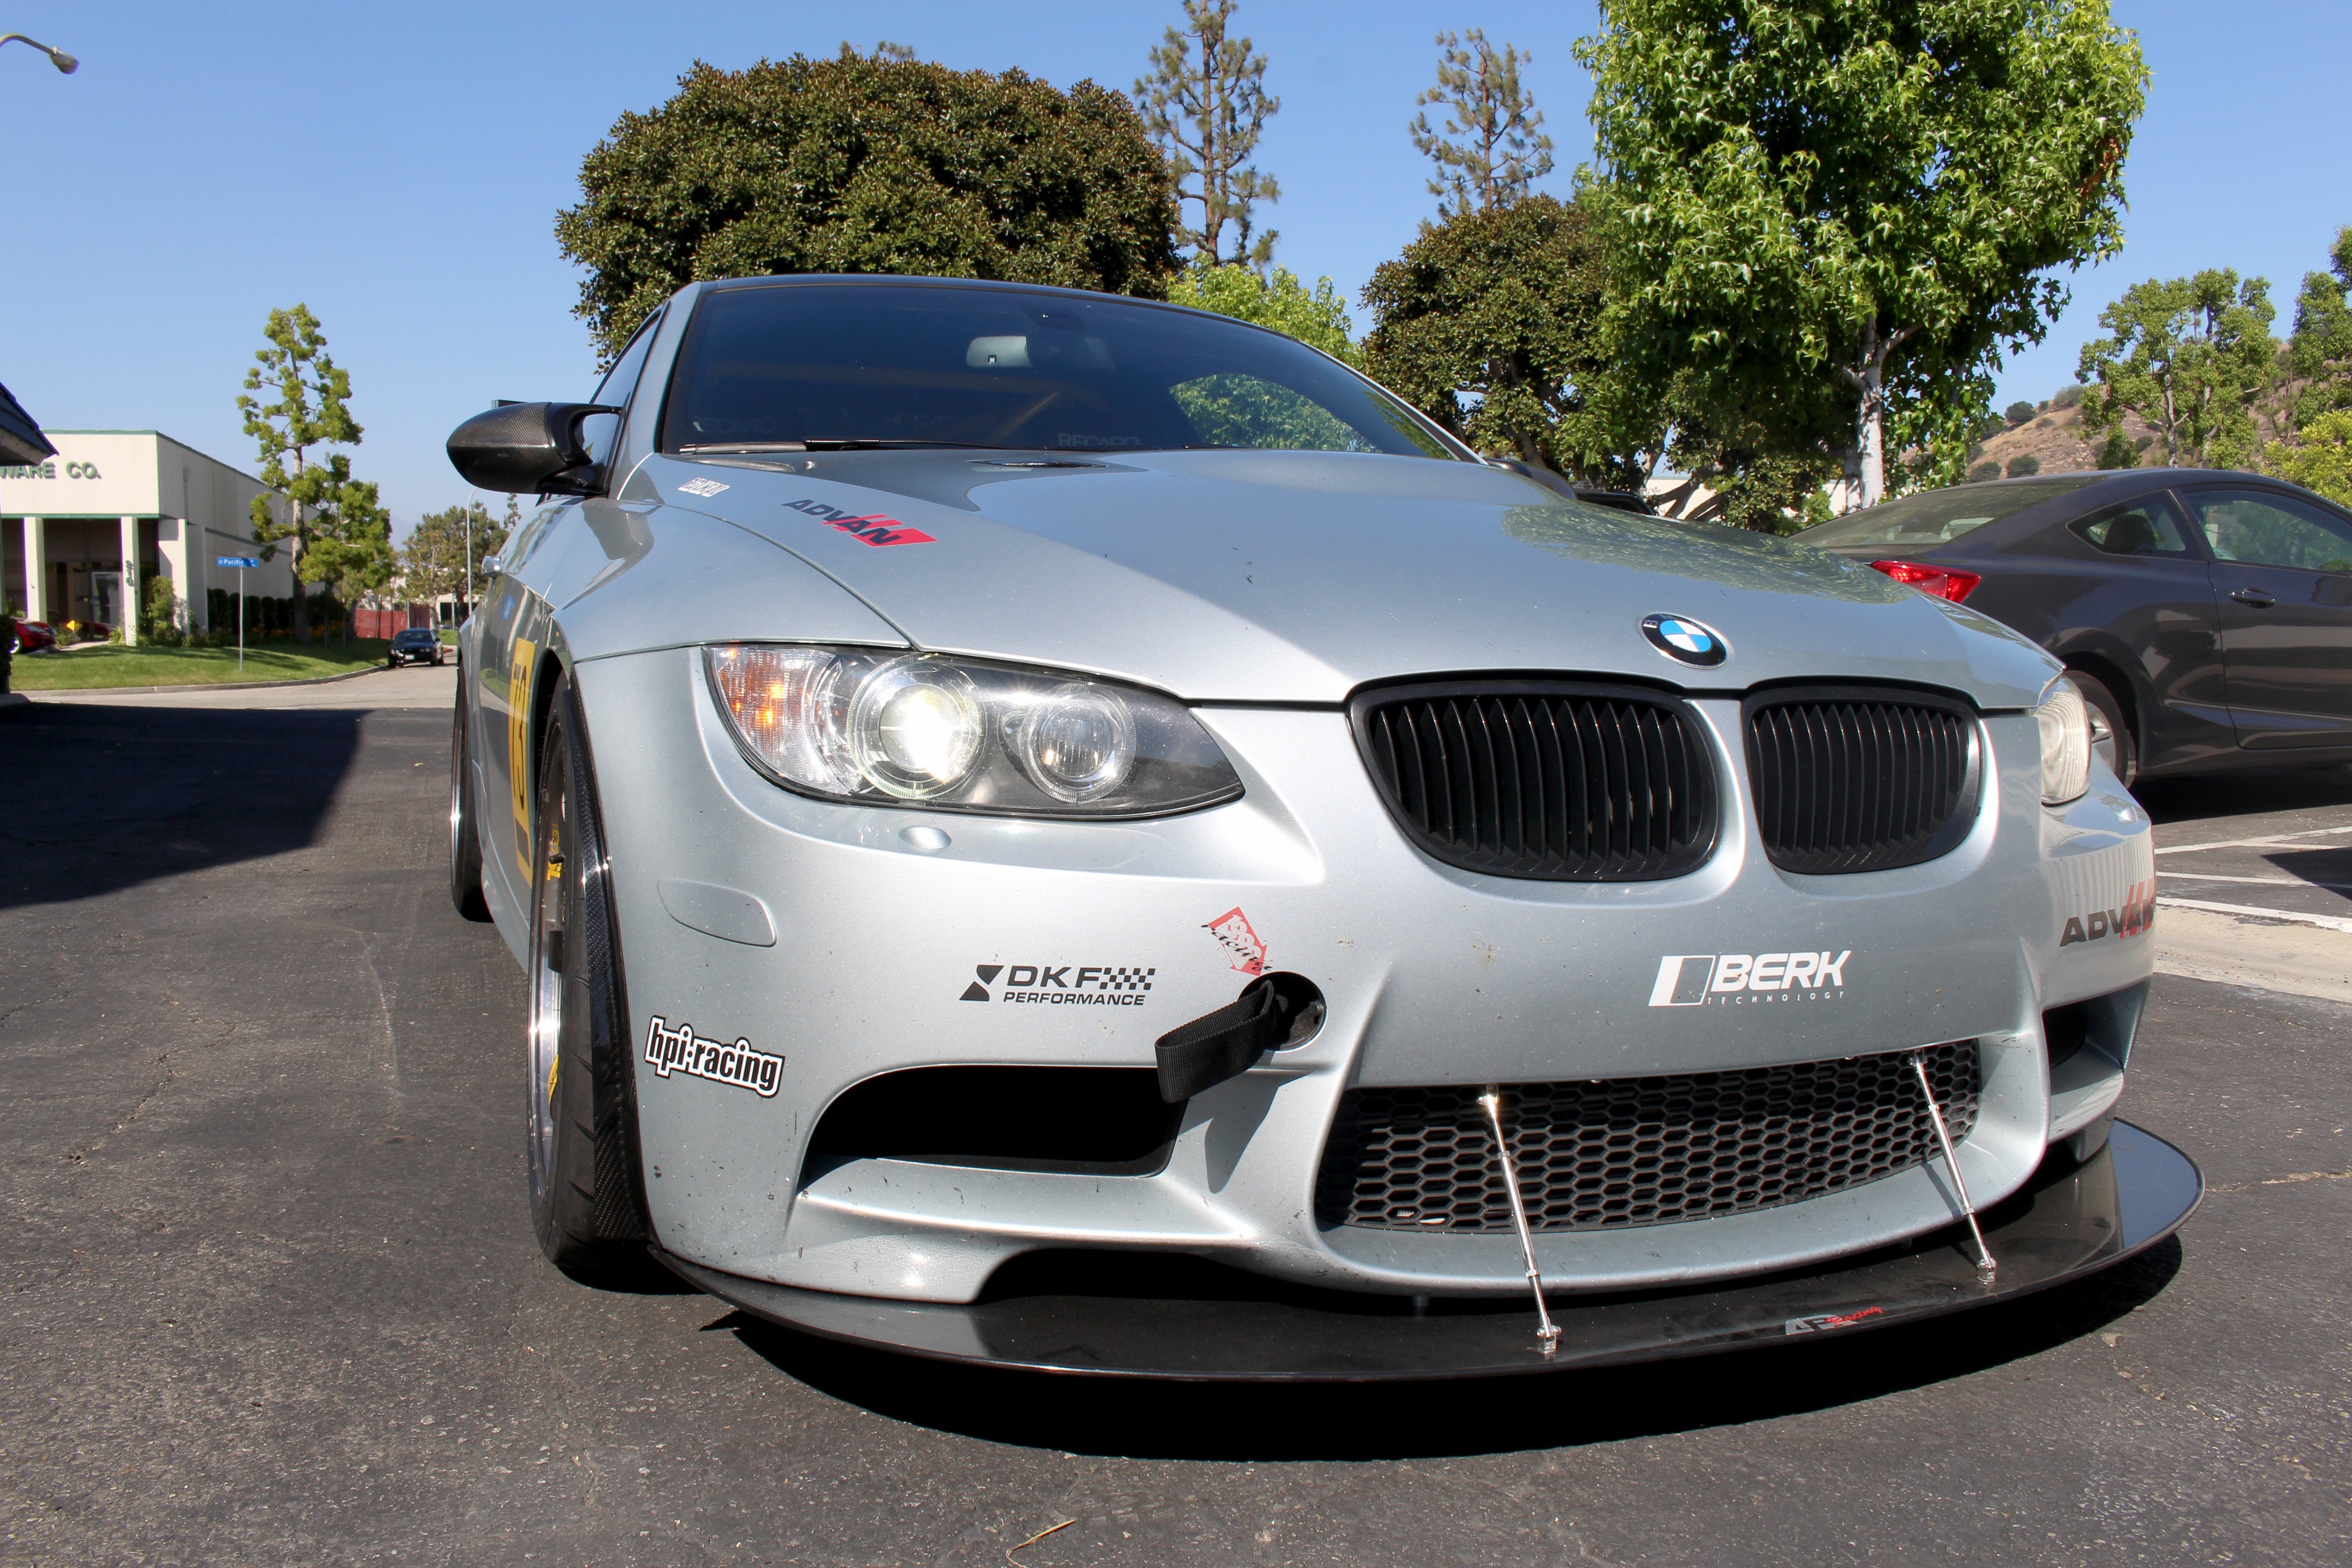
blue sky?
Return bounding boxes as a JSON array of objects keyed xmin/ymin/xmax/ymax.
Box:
[{"xmin": 2, "ymin": 1, "xmax": 2346, "ymax": 537}]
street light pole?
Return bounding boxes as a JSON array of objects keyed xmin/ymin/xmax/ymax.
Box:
[{"xmin": 0, "ymin": 34, "xmax": 78, "ymax": 73}]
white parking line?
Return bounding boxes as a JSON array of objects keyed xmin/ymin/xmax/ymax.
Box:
[
  {"xmin": 2156, "ymin": 896, "xmax": 2352, "ymax": 934},
  {"xmin": 2158, "ymin": 872, "xmax": 2352, "ymax": 890},
  {"xmin": 2154, "ymin": 823, "xmax": 2352, "ymax": 856}
]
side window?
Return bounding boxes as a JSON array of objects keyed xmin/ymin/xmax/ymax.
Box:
[
  {"xmin": 2189, "ymin": 489, "xmax": 2352, "ymax": 573},
  {"xmin": 580, "ymin": 310, "xmax": 664, "ymax": 472},
  {"xmin": 2070, "ymin": 495, "xmax": 2196, "ymax": 558}
]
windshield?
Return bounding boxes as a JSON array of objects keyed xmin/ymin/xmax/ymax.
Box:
[
  {"xmin": 659, "ymin": 281, "xmax": 1457, "ymax": 461},
  {"xmin": 394, "ymin": 631, "xmax": 435, "ymax": 645},
  {"xmin": 1795, "ymin": 475, "xmax": 2107, "ymax": 549}
]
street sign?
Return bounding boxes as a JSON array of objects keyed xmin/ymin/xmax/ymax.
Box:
[{"xmin": 216, "ymin": 555, "xmax": 261, "ymax": 569}]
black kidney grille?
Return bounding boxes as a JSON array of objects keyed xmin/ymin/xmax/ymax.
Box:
[
  {"xmin": 1315, "ymin": 1041, "xmax": 1979, "ymax": 1234},
  {"xmin": 1354, "ymin": 685, "xmax": 1716, "ymax": 881},
  {"xmin": 1746, "ymin": 690, "xmax": 1978, "ymax": 874}
]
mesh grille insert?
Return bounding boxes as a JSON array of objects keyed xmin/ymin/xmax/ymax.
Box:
[
  {"xmin": 1315, "ymin": 1040, "xmax": 1980, "ymax": 1233},
  {"xmin": 1351, "ymin": 681, "xmax": 1718, "ymax": 881},
  {"xmin": 1745, "ymin": 687, "xmax": 1980, "ymax": 874}
]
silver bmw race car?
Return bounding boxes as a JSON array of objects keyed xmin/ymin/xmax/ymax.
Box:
[{"xmin": 446, "ymin": 275, "xmax": 2198, "ymax": 1379}]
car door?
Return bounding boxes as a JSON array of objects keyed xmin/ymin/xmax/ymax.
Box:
[
  {"xmin": 2046, "ymin": 489, "xmax": 2231, "ymax": 765},
  {"xmin": 2181, "ymin": 484, "xmax": 2352, "ymax": 748}
]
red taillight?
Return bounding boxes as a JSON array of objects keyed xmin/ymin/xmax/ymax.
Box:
[{"xmin": 1870, "ymin": 559, "xmax": 1982, "ymax": 603}]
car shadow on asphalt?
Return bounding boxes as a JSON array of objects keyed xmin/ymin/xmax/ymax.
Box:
[
  {"xmin": 705, "ymin": 1237, "xmax": 2181, "ymax": 1460},
  {"xmin": 0, "ymin": 701, "xmax": 367, "ymax": 912},
  {"xmin": 2133, "ymin": 764, "xmax": 2352, "ymax": 826}
]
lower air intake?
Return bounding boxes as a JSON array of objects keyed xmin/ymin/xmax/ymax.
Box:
[{"xmin": 1315, "ymin": 1040, "xmax": 1980, "ymax": 1233}]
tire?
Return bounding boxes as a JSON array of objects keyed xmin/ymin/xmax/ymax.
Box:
[
  {"xmin": 2069, "ymin": 670, "xmax": 2137, "ymax": 789},
  {"xmin": 448, "ymin": 682, "xmax": 493, "ymax": 921},
  {"xmin": 525, "ymin": 676, "xmax": 651, "ymax": 1278}
]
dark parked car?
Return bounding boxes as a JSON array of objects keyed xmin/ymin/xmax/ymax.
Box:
[
  {"xmin": 387, "ymin": 627, "xmax": 446, "ymax": 667},
  {"xmin": 1794, "ymin": 469, "xmax": 2352, "ymax": 785}
]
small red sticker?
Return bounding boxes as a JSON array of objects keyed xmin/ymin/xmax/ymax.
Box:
[
  {"xmin": 784, "ymin": 497, "xmax": 936, "ymax": 547},
  {"xmin": 1784, "ymin": 1306, "xmax": 1885, "ymax": 1335},
  {"xmin": 1205, "ymin": 907, "xmax": 1267, "ymax": 976}
]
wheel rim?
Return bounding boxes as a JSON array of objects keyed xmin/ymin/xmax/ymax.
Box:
[{"xmin": 526, "ymin": 731, "xmax": 569, "ymax": 1214}]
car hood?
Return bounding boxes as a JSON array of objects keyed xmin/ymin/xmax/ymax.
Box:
[{"xmin": 623, "ymin": 450, "xmax": 2058, "ymax": 707}]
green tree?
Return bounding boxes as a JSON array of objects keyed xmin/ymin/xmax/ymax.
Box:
[
  {"xmin": 1409, "ymin": 29, "xmax": 1553, "ymax": 220},
  {"xmin": 2264, "ymin": 409, "xmax": 2352, "ymax": 508},
  {"xmin": 236, "ymin": 304, "xmax": 361, "ymax": 645},
  {"xmin": 1362, "ymin": 195, "xmax": 1661, "ymax": 488},
  {"xmin": 2286, "ymin": 227, "xmax": 2352, "ymax": 429},
  {"xmin": 2078, "ymin": 270, "xmax": 2277, "ymax": 468},
  {"xmin": 1169, "ymin": 260, "xmax": 1358, "ymax": 365},
  {"xmin": 401, "ymin": 501, "xmax": 506, "ymax": 608},
  {"xmin": 1166, "ymin": 262, "xmax": 1363, "ymax": 450},
  {"xmin": 1576, "ymin": 0, "xmax": 2147, "ymax": 508},
  {"xmin": 303, "ymin": 473, "xmax": 394, "ymax": 648},
  {"xmin": 1135, "ymin": 0, "xmax": 1280, "ymax": 269},
  {"xmin": 556, "ymin": 48, "xmax": 1180, "ymax": 363}
]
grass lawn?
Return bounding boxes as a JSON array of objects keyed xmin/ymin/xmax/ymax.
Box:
[{"xmin": 10, "ymin": 639, "xmax": 396, "ymax": 691}]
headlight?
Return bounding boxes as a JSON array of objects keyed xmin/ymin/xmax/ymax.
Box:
[
  {"xmin": 2035, "ymin": 676, "xmax": 2092, "ymax": 805},
  {"xmin": 706, "ymin": 645, "xmax": 1243, "ymax": 818}
]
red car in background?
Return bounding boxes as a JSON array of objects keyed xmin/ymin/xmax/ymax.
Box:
[{"xmin": 10, "ymin": 620, "xmax": 56, "ymax": 654}]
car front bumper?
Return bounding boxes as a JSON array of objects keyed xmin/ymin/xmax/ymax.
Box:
[
  {"xmin": 575, "ymin": 647, "xmax": 2160, "ymax": 1308},
  {"xmin": 656, "ymin": 1121, "xmax": 2199, "ymax": 1379}
]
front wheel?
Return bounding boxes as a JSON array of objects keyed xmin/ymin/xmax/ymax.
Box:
[
  {"xmin": 2070, "ymin": 671, "xmax": 2137, "ymax": 789},
  {"xmin": 526, "ymin": 676, "xmax": 650, "ymax": 1277}
]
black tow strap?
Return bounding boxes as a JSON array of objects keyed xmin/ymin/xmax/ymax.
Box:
[{"xmin": 1155, "ymin": 977, "xmax": 1295, "ymax": 1104}]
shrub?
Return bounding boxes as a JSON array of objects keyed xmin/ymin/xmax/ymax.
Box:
[
  {"xmin": 1977, "ymin": 415, "xmax": 2007, "ymax": 441},
  {"xmin": 2005, "ymin": 454, "xmax": 2042, "ymax": 477},
  {"xmin": 1969, "ymin": 461, "xmax": 2002, "ymax": 483},
  {"xmin": 2005, "ymin": 401, "xmax": 2037, "ymax": 426},
  {"xmin": 2050, "ymin": 383, "xmax": 2085, "ymax": 410}
]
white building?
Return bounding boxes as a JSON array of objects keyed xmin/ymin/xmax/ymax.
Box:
[{"xmin": 1, "ymin": 430, "xmax": 292, "ymax": 643}]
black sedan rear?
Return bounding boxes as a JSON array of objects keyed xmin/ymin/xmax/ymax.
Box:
[
  {"xmin": 1793, "ymin": 469, "xmax": 2352, "ymax": 786},
  {"xmin": 387, "ymin": 628, "xmax": 446, "ymax": 667}
]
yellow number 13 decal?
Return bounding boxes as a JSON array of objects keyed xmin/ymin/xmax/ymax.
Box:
[{"xmin": 508, "ymin": 636, "xmax": 537, "ymax": 877}]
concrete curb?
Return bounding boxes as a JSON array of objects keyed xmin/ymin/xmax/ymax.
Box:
[
  {"xmin": 0, "ymin": 691, "xmax": 29, "ymax": 708},
  {"xmin": 16, "ymin": 661, "xmax": 404, "ymax": 699}
]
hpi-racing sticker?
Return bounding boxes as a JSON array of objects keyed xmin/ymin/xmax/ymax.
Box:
[
  {"xmin": 2061, "ymin": 881, "xmax": 2155, "ymax": 946},
  {"xmin": 960, "ymin": 964, "xmax": 1156, "ymax": 1006},
  {"xmin": 783, "ymin": 498, "xmax": 936, "ymax": 547},
  {"xmin": 1204, "ymin": 907, "xmax": 1267, "ymax": 976},
  {"xmin": 676, "ymin": 477, "xmax": 730, "ymax": 498},
  {"xmin": 1648, "ymin": 950, "xmax": 1851, "ymax": 1006},
  {"xmin": 644, "ymin": 1016, "xmax": 784, "ymax": 1097}
]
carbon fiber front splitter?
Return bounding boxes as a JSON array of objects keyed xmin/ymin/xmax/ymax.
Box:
[{"xmin": 654, "ymin": 1121, "xmax": 2200, "ymax": 1382}]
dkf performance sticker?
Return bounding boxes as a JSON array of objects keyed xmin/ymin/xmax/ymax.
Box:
[
  {"xmin": 1648, "ymin": 950, "xmax": 1851, "ymax": 1006},
  {"xmin": 676, "ymin": 477, "xmax": 730, "ymax": 498},
  {"xmin": 1785, "ymin": 1306, "xmax": 1885, "ymax": 1335},
  {"xmin": 960, "ymin": 963, "xmax": 1156, "ymax": 1006},
  {"xmin": 1205, "ymin": 907, "xmax": 1267, "ymax": 976},
  {"xmin": 2062, "ymin": 882, "xmax": 2155, "ymax": 946},
  {"xmin": 783, "ymin": 497, "xmax": 936, "ymax": 547},
  {"xmin": 644, "ymin": 1016, "xmax": 784, "ymax": 1097}
]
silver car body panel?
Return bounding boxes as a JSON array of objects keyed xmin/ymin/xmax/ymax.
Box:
[{"xmin": 461, "ymin": 277, "xmax": 2155, "ymax": 1311}]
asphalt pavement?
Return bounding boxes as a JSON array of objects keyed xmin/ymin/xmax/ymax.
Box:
[{"xmin": 1, "ymin": 681, "xmax": 2346, "ymax": 1568}]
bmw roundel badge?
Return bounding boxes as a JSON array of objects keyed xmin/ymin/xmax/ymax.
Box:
[{"xmin": 1640, "ymin": 613, "xmax": 1727, "ymax": 667}]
